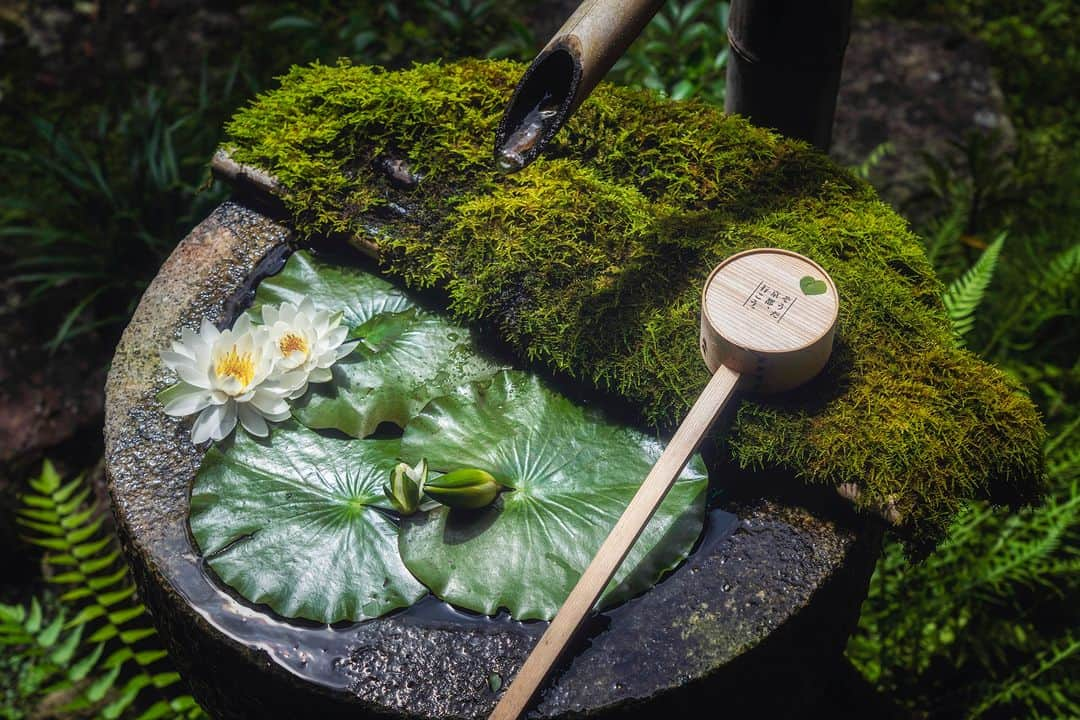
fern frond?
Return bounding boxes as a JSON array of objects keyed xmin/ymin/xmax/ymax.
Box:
[
  {"xmin": 968, "ymin": 632, "xmax": 1080, "ymax": 718},
  {"xmin": 851, "ymin": 142, "xmax": 893, "ymax": 180},
  {"xmin": 13, "ymin": 460, "xmax": 205, "ymax": 719},
  {"xmin": 974, "ymin": 486, "xmax": 1080, "ymax": 597},
  {"xmin": 0, "ymin": 597, "xmax": 107, "ymax": 707},
  {"xmin": 849, "ymin": 464, "xmax": 1079, "ymax": 716},
  {"xmin": 943, "ymin": 232, "xmax": 1005, "ymax": 344},
  {"xmin": 1042, "ymin": 241, "xmax": 1080, "ymax": 300}
]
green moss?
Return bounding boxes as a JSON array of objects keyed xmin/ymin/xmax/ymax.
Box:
[{"xmin": 224, "ymin": 59, "xmax": 1046, "ymax": 553}]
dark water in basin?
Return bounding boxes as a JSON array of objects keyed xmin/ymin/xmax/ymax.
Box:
[{"xmin": 167, "ymin": 507, "xmax": 738, "ymax": 691}]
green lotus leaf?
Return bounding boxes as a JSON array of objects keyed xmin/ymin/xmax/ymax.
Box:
[
  {"xmin": 398, "ymin": 370, "xmax": 708, "ymax": 620},
  {"xmin": 255, "ymin": 251, "xmax": 503, "ymax": 437},
  {"xmin": 189, "ymin": 419, "xmax": 426, "ymax": 623},
  {"xmin": 255, "ymin": 249, "xmax": 415, "ymax": 328}
]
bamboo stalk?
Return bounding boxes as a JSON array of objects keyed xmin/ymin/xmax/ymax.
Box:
[
  {"xmin": 724, "ymin": 0, "xmax": 853, "ymax": 151},
  {"xmin": 494, "ymin": 0, "xmax": 666, "ymax": 172}
]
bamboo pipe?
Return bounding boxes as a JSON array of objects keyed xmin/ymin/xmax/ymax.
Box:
[{"xmin": 493, "ymin": 0, "xmax": 666, "ymax": 173}]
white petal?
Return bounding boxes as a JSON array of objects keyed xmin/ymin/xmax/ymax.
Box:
[
  {"xmin": 276, "ymin": 369, "xmax": 309, "ymax": 392},
  {"xmin": 181, "ymin": 326, "xmax": 203, "ymax": 348},
  {"xmin": 160, "ymin": 350, "xmax": 193, "ymax": 371},
  {"xmin": 307, "ymin": 367, "xmax": 333, "ymax": 384},
  {"xmin": 169, "ymin": 344, "xmax": 195, "ymax": 363},
  {"xmin": 219, "ymin": 375, "xmax": 245, "ymax": 396},
  {"xmin": 312, "ymin": 310, "xmax": 332, "ymax": 333},
  {"xmin": 163, "ymin": 386, "xmax": 214, "ymax": 416},
  {"xmin": 278, "ymin": 350, "xmax": 306, "ymax": 370},
  {"xmin": 278, "ymin": 302, "xmax": 298, "ymax": 323},
  {"xmin": 214, "ymin": 401, "xmax": 238, "ymax": 440},
  {"xmin": 287, "ymin": 382, "xmax": 309, "ymax": 401},
  {"xmin": 325, "ymin": 325, "xmax": 348, "ymax": 348},
  {"xmin": 250, "ymin": 388, "xmax": 290, "ymax": 416},
  {"xmin": 299, "ymin": 297, "xmax": 315, "ymax": 317},
  {"xmin": 170, "ymin": 339, "xmax": 198, "ymax": 360},
  {"xmin": 262, "ymin": 304, "xmax": 279, "ymax": 325},
  {"xmin": 265, "ymin": 407, "xmax": 293, "ymax": 422},
  {"xmin": 191, "ymin": 403, "xmax": 226, "ymax": 444},
  {"xmin": 200, "ymin": 318, "xmax": 221, "ymax": 343},
  {"xmin": 194, "ymin": 341, "xmax": 213, "ymax": 371},
  {"xmin": 232, "ymin": 314, "xmax": 252, "ymax": 334},
  {"xmin": 335, "ymin": 341, "xmax": 359, "ymax": 359},
  {"xmin": 177, "ymin": 362, "xmax": 213, "ymax": 389},
  {"xmin": 238, "ymin": 404, "xmax": 269, "ymax": 437}
]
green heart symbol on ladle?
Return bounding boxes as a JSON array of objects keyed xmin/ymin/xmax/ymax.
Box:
[{"xmin": 800, "ymin": 275, "xmax": 828, "ymax": 296}]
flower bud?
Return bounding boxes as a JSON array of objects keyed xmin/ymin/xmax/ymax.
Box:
[
  {"xmin": 384, "ymin": 459, "xmax": 427, "ymax": 515},
  {"xmin": 423, "ymin": 468, "xmax": 502, "ymax": 510}
]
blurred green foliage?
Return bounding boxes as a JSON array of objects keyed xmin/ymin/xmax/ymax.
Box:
[
  {"xmin": 0, "ymin": 0, "xmax": 535, "ymax": 350},
  {"xmin": 611, "ymin": 0, "xmax": 730, "ymax": 104},
  {"xmin": 844, "ymin": 2, "xmax": 1079, "ymax": 714}
]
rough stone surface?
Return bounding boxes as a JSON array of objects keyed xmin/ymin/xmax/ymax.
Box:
[
  {"xmin": 105, "ymin": 201, "xmax": 879, "ymax": 719},
  {"xmin": 831, "ymin": 18, "xmax": 1015, "ymax": 224}
]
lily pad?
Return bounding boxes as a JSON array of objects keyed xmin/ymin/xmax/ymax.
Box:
[
  {"xmin": 255, "ymin": 249, "xmax": 415, "ymax": 328},
  {"xmin": 255, "ymin": 251, "xmax": 502, "ymax": 437},
  {"xmin": 189, "ymin": 419, "xmax": 426, "ymax": 623},
  {"xmin": 398, "ymin": 371, "xmax": 708, "ymax": 620}
]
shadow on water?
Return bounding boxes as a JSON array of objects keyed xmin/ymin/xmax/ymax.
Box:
[{"xmin": 170, "ymin": 506, "xmax": 739, "ymax": 692}]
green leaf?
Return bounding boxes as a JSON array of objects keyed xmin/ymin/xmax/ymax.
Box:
[
  {"xmin": 68, "ymin": 642, "xmax": 105, "ymax": 681},
  {"xmin": 254, "ymin": 251, "xmax": 501, "ymax": 437},
  {"xmin": 254, "ymin": 250, "xmax": 414, "ymax": 331},
  {"xmin": 943, "ymin": 232, "xmax": 1005, "ymax": 344},
  {"xmin": 102, "ymin": 673, "xmax": 152, "ymax": 718},
  {"xmin": 189, "ymin": 420, "xmax": 427, "ymax": 623},
  {"xmin": 50, "ymin": 624, "xmax": 83, "ymax": 665},
  {"xmin": 37, "ymin": 613, "xmax": 64, "ymax": 647},
  {"xmin": 26, "ymin": 597, "xmax": 43, "ymax": 634},
  {"xmin": 36, "ymin": 459, "xmax": 63, "ymax": 494},
  {"xmin": 86, "ymin": 663, "xmax": 122, "ymax": 702},
  {"xmin": 399, "ymin": 371, "xmax": 708, "ymax": 620},
  {"xmin": 292, "ymin": 306, "xmax": 502, "ymax": 438}
]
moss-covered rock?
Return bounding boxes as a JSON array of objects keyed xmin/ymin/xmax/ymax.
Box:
[{"xmin": 223, "ymin": 58, "xmax": 1045, "ymax": 553}]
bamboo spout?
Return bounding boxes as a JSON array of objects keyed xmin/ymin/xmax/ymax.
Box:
[{"xmin": 494, "ymin": 0, "xmax": 665, "ymax": 173}]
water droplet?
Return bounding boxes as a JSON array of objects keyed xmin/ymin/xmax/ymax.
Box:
[
  {"xmin": 496, "ymin": 100, "xmax": 556, "ymax": 173},
  {"xmin": 496, "ymin": 151, "xmax": 523, "ymax": 174}
]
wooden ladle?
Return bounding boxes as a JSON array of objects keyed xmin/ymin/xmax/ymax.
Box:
[{"xmin": 490, "ymin": 248, "xmax": 839, "ymax": 719}]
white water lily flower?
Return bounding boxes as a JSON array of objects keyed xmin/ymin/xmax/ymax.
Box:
[
  {"xmin": 160, "ymin": 316, "xmax": 305, "ymax": 442},
  {"xmin": 262, "ymin": 297, "xmax": 358, "ymax": 399}
]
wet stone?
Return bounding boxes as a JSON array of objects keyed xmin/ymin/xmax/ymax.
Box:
[{"xmin": 105, "ymin": 201, "xmax": 879, "ymax": 719}]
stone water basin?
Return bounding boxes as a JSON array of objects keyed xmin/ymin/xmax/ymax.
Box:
[{"xmin": 105, "ymin": 200, "xmax": 879, "ymax": 719}]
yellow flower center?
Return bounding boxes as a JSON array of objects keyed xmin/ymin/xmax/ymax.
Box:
[
  {"xmin": 278, "ymin": 332, "xmax": 309, "ymax": 358},
  {"xmin": 215, "ymin": 346, "xmax": 256, "ymax": 388}
]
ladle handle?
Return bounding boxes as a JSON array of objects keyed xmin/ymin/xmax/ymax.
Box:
[{"xmin": 489, "ymin": 365, "xmax": 743, "ymax": 720}]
